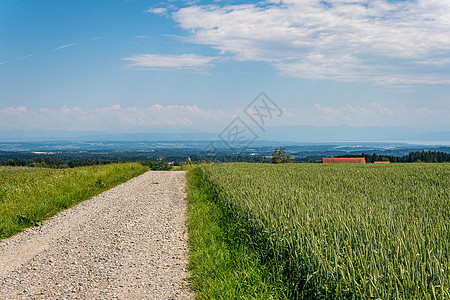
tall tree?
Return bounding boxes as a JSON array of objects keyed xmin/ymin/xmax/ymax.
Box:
[{"xmin": 272, "ymin": 147, "xmax": 291, "ymax": 164}]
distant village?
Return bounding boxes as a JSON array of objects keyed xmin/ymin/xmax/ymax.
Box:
[{"xmin": 166, "ymin": 157, "xmax": 192, "ymax": 166}]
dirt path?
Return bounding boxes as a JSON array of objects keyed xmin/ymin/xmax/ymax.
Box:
[{"xmin": 0, "ymin": 171, "xmax": 193, "ymax": 299}]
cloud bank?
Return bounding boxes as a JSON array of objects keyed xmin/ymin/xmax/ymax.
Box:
[
  {"xmin": 145, "ymin": 0, "xmax": 450, "ymax": 85},
  {"xmin": 0, "ymin": 104, "xmax": 233, "ymax": 131},
  {"xmin": 1, "ymin": 102, "xmax": 448, "ymax": 131}
]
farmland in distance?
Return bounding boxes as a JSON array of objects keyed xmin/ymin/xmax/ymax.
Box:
[{"xmin": 194, "ymin": 163, "xmax": 449, "ymax": 299}]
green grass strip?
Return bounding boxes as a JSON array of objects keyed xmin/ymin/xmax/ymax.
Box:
[
  {"xmin": 0, "ymin": 162, "xmax": 148, "ymax": 239},
  {"xmin": 186, "ymin": 167, "xmax": 289, "ymax": 299}
]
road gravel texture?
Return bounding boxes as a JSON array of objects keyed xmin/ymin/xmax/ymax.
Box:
[{"xmin": 0, "ymin": 171, "xmax": 193, "ymax": 299}]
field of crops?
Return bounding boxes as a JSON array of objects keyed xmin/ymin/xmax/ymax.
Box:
[
  {"xmin": 0, "ymin": 163, "xmax": 148, "ymax": 239},
  {"xmin": 197, "ymin": 163, "xmax": 450, "ymax": 299}
]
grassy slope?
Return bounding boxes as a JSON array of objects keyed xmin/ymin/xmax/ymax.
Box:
[
  {"xmin": 0, "ymin": 163, "xmax": 148, "ymax": 239},
  {"xmin": 189, "ymin": 163, "xmax": 450, "ymax": 299}
]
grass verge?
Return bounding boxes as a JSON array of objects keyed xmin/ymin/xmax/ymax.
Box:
[
  {"xmin": 0, "ymin": 162, "xmax": 148, "ymax": 239},
  {"xmin": 186, "ymin": 167, "xmax": 288, "ymax": 299}
]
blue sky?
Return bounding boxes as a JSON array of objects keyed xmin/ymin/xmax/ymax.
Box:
[{"xmin": 0, "ymin": 0, "xmax": 449, "ymax": 133}]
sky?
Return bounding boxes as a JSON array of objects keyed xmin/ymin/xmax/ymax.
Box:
[{"xmin": 0, "ymin": 0, "xmax": 449, "ymax": 135}]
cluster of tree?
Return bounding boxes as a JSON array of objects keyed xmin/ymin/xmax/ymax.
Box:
[
  {"xmin": 0, "ymin": 150, "xmax": 273, "ymax": 165},
  {"xmin": 140, "ymin": 160, "xmax": 172, "ymax": 171},
  {"xmin": 0, "ymin": 157, "xmax": 173, "ymax": 170},
  {"xmin": 336, "ymin": 151, "xmax": 450, "ymax": 163},
  {"xmin": 272, "ymin": 147, "xmax": 291, "ymax": 164},
  {"xmin": 0, "ymin": 157, "xmax": 117, "ymax": 168}
]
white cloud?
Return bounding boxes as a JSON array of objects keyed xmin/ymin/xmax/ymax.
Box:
[
  {"xmin": 146, "ymin": 7, "xmax": 168, "ymax": 15},
  {"xmin": 95, "ymin": 104, "xmax": 122, "ymax": 112},
  {"xmin": 51, "ymin": 37, "xmax": 103, "ymax": 53},
  {"xmin": 170, "ymin": 0, "xmax": 450, "ymax": 85},
  {"xmin": 51, "ymin": 43, "xmax": 78, "ymax": 52},
  {"xmin": 0, "ymin": 106, "xmax": 27, "ymax": 114},
  {"xmin": 123, "ymin": 53, "xmax": 216, "ymax": 72},
  {"xmin": 0, "ymin": 54, "xmax": 35, "ymax": 65},
  {"xmin": 90, "ymin": 36, "xmax": 104, "ymax": 42}
]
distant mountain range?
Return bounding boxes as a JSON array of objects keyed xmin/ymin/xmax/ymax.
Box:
[
  {"xmin": 0, "ymin": 126, "xmax": 448, "ymax": 144},
  {"xmin": 263, "ymin": 125, "xmax": 449, "ymax": 143}
]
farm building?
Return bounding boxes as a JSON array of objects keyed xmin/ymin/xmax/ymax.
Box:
[
  {"xmin": 323, "ymin": 157, "xmax": 366, "ymax": 163},
  {"xmin": 374, "ymin": 161, "xmax": 390, "ymax": 163}
]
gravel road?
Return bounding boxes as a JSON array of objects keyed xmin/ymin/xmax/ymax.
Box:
[{"xmin": 0, "ymin": 171, "xmax": 193, "ymax": 299}]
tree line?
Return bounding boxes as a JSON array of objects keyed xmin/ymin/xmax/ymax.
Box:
[
  {"xmin": 1, "ymin": 150, "xmax": 448, "ymax": 167},
  {"xmin": 337, "ymin": 151, "xmax": 450, "ymax": 163},
  {"xmin": 0, "ymin": 157, "xmax": 172, "ymax": 170}
]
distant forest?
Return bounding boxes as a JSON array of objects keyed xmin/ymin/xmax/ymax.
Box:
[
  {"xmin": 0, "ymin": 157, "xmax": 171, "ymax": 170},
  {"xmin": 0, "ymin": 150, "xmax": 448, "ymax": 168},
  {"xmin": 337, "ymin": 151, "xmax": 450, "ymax": 163}
]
